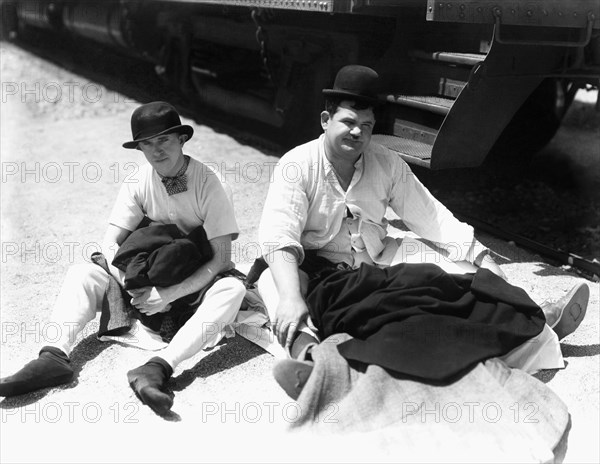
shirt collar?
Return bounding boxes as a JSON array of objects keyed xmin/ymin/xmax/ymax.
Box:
[{"xmin": 319, "ymin": 135, "xmax": 366, "ymax": 176}]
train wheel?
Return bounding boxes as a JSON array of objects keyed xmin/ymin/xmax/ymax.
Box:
[
  {"xmin": 1, "ymin": 1, "xmax": 18, "ymax": 40},
  {"xmin": 489, "ymin": 78, "xmax": 575, "ymax": 164}
]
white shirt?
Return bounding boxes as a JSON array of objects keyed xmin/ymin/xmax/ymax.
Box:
[
  {"xmin": 109, "ymin": 156, "xmax": 239, "ymax": 241},
  {"xmin": 259, "ymin": 135, "xmax": 485, "ymax": 267}
]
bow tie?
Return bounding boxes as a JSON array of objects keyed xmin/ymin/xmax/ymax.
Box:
[{"xmin": 160, "ymin": 156, "xmax": 189, "ymax": 196}]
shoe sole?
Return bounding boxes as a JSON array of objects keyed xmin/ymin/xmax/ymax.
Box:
[
  {"xmin": 0, "ymin": 372, "xmax": 74, "ymax": 397},
  {"xmin": 551, "ymin": 283, "xmax": 590, "ymax": 340}
]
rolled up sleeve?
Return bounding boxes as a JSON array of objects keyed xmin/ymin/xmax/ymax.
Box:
[
  {"xmin": 390, "ymin": 161, "xmax": 485, "ymax": 263},
  {"xmin": 259, "ymin": 156, "xmax": 309, "ymax": 264}
]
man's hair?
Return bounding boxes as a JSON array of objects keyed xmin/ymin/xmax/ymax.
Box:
[{"xmin": 324, "ymin": 97, "xmax": 374, "ymax": 115}]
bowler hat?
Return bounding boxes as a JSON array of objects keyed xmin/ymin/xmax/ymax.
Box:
[
  {"xmin": 322, "ymin": 65, "xmax": 381, "ymax": 105},
  {"xmin": 123, "ymin": 101, "xmax": 194, "ymax": 149}
]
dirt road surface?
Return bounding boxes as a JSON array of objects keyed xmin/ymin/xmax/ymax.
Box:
[{"xmin": 1, "ymin": 41, "xmax": 598, "ymax": 463}]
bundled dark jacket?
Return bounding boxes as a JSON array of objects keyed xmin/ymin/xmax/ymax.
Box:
[
  {"xmin": 104, "ymin": 223, "xmax": 213, "ymax": 339},
  {"xmin": 112, "ymin": 223, "xmax": 213, "ymax": 290}
]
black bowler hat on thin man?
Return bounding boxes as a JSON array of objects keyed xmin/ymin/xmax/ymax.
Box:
[
  {"xmin": 123, "ymin": 101, "xmax": 194, "ymax": 149},
  {"xmin": 322, "ymin": 65, "xmax": 382, "ymax": 105}
]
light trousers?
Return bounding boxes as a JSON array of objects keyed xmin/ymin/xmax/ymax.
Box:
[
  {"xmin": 47, "ymin": 263, "xmax": 246, "ymax": 370},
  {"xmin": 257, "ymin": 265, "xmax": 564, "ymax": 372}
]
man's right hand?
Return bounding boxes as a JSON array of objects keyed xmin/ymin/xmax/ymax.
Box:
[{"xmin": 273, "ymin": 296, "xmax": 309, "ymax": 349}]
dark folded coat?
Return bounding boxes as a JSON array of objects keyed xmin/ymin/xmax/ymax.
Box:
[
  {"xmin": 107, "ymin": 223, "xmax": 214, "ymax": 338},
  {"xmin": 306, "ymin": 263, "xmax": 545, "ymax": 383},
  {"xmin": 112, "ymin": 224, "xmax": 213, "ymax": 290}
]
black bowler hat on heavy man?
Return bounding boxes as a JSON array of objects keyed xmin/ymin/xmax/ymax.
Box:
[
  {"xmin": 322, "ymin": 65, "xmax": 382, "ymax": 105},
  {"xmin": 123, "ymin": 101, "xmax": 194, "ymax": 149}
]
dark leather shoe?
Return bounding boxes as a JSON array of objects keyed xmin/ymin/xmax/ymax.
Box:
[
  {"xmin": 543, "ymin": 283, "xmax": 589, "ymax": 340},
  {"xmin": 127, "ymin": 357, "xmax": 174, "ymax": 415},
  {"xmin": 0, "ymin": 347, "xmax": 73, "ymax": 397},
  {"xmin": 273, "ymin": 359, "xmax": 313, "ymax": 400}
]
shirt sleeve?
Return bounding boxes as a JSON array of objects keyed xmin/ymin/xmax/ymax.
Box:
[
  {"xmin": 258, "ymin": 152, "xmax": 308, "ymax": 263},
  {"xmin": 200, "ymin": 169, "xmax": 239, "ymax": 241},
  {"xmin": 388, "ymin": 158, "xmax": 486, "ymax": 263},
  {"xmin": 108, "ymin": 180, "xmax": 145, "ymax": 232}
]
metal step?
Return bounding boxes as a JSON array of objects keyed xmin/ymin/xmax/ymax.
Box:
[
  {"xmin": 386, "ymin": 95, "xmax": 454, "ymax": 116},
  {"xmin": 393, "ymin": 120, "xmax": 438, "ymax": 145},
  {"xmin": 410, "ymin": 50, "xmax": 486, "ymax": 67},
  {"xmin": 438, "ymin": 77, "xmax": 466, "ymax": 98},
  {"xmin": 371, "ymin": 134, "xmax": 432, "ymax": 168}
]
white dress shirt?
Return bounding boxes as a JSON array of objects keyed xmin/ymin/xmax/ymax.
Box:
[{"xmin": 259, "ymin": 135, "xmax": 486, "ymax": 269}]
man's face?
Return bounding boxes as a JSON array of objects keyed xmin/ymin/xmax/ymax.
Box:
[
  {"xmin": 137, "ymin": 132, "xmax": 186, "ymax": 177},
  {"xmin": 321, "ymin": 101, "xmax": 375, "ymax": 161}
]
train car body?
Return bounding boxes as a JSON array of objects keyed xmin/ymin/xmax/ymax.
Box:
[{"xmin": 4, "ymin": 0, "xmax": 600, "ymax": 168}]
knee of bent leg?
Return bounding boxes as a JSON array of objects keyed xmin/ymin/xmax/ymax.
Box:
[
  {"xmin": 213, "ymin": 276, "xmax": 246, "ymax": 300},
  {"xmin": 64, "ymin": 263, "xmax": 108, "ymax": 287}
]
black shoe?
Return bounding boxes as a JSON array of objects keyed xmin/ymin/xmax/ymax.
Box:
[
  {"xmin": 0, "ymin": 346, "xmax": 74, "ymax": 397},
  {"xmin": 127, "ymin": 357, "xmax": 174, "ymax": 415},
  {"xmin": 273, "ymin": 359, "xmax": 314, "ymax": 400}
]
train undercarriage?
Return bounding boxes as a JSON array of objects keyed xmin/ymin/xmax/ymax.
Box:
[{"xmin": 2, "ymin": 0, "xmax": 599, "ymax": 168}]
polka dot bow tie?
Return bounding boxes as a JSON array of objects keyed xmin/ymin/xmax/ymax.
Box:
[{"xmin": 160, "ymin": 156, "xmax": 189, "ymax": 196}]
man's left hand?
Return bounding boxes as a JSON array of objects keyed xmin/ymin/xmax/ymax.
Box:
[{"xmin": 128, "ymin": 287, "xmax": 173, "ymax": 315}]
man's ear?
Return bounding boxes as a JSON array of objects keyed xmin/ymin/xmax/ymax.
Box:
[
  {"xmin": 320, "ymin": 111, "xmax": 330, "ymax": 131},
  {"xmin": 179, "ymin": 134, "xmax": 188, "ymax": 145}
]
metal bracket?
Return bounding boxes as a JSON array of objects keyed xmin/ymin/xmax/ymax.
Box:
[{"xmin": 493, "ymin": 9, "xmax": 596, "ymax": 47}]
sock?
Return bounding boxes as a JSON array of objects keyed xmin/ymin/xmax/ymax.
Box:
[
  {"xmin": 290, "ymin": 332, "xmax": 319, "ymax": 360},
  {"xmin": 127, "ymin": 357, "xmax": 174, "ymax": 415},
  {"xmin": 0, "ymin": 346, "xmax": 74, "ymax": 397}
]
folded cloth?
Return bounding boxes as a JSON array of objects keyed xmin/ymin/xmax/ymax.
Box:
[
  {"xmin": 288, "ymin": 333, "xmax": 569, "ymax": 463},
  {"xmin": 92, "ymin": 252, "xmax": 134, "ymax": 337}
]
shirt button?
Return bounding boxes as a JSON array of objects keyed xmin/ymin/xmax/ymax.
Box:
[{"xmin": 169, "ymin": 213, "xmax": 175, "ymax": 218}]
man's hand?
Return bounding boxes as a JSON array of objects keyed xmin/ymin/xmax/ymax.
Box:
[
  {"xmin": 479, "ymin": 254, "xmax": 507, "ymax": 281},
  {"xmin": 273, "ymin": 296, "xmax": 309, "ymax": 349},
  {"xmin": 128, "ymin": 287, "xmax": 173, "ymax": 316}
]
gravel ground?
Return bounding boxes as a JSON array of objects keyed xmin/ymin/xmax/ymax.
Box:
[{"xmin": 0, "ymin": 40, "xmax": 599, "ymax": 463}]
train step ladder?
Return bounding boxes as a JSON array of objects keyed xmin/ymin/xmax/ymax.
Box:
[{"xmin": 372, "ymin": 41, "xmax": 552, "ymax": 169}]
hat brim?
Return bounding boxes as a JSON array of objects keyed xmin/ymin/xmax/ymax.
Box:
[
  {"xmin": 122, "ymin": 125, "xmax": 194, "ymax": 149},
  {"xmin": 322, "ymin": 89, "xmax": 382, "ymax": 106}
]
